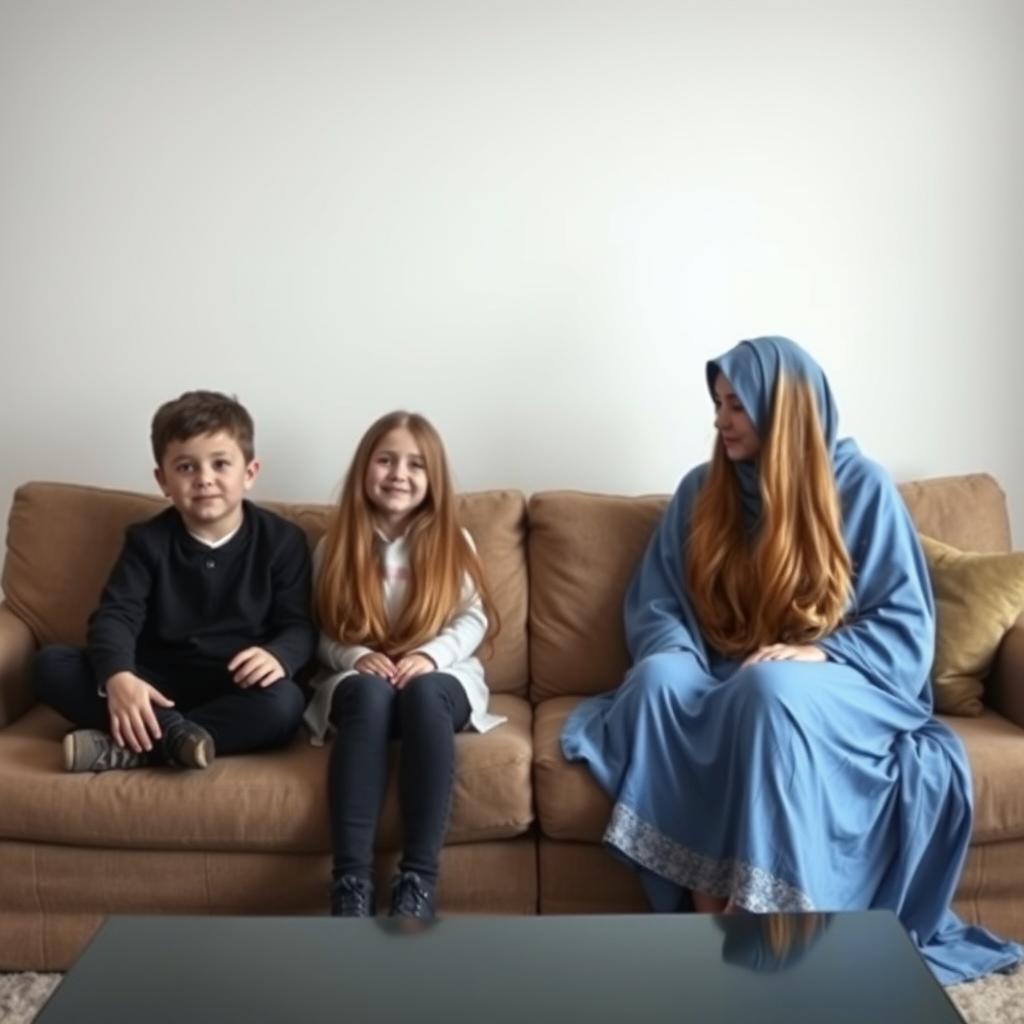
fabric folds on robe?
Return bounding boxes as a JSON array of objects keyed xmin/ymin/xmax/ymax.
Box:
[{"xmin": 561, "ymin": 336, "xmax": 1022, "ymax": 985}]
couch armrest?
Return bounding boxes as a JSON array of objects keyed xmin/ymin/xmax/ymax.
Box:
[
  {"xmin": 988, "ymin": 618, "xmax": 1024, "ymax": 730},
  {"xmin": 0, "ymin": 602, "xmax": 38, "ymax": 727}
]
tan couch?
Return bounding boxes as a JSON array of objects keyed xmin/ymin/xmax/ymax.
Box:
[{"xmin": 0, "ymin": 475, "xmax": 1022, "ymax": 969}]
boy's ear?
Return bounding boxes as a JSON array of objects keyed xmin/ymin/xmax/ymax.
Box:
[
  {"xmin": 153, "ymin": 466, "xmax": 170, "ymax": 495},
  {"xmin": 244, "ymin": 459, "xmax": 261, "ymax": 490}
]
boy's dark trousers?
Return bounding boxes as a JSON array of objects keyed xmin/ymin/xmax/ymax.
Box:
[
  {"xmin": 32, "ymin": 644, "xmax": 306, "ymax": 759},
  {"xmin": 328, "ymin": 671, "xmax": 470, "ymax": 888}
]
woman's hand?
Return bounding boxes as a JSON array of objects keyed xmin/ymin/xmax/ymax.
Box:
[
  {"xmin": 741, "ymin": 643, "xmax": 826, "ymax": 667},
  {"xmin": 392, "ymin": 653, "xmax": 436, "ymax": 690}
]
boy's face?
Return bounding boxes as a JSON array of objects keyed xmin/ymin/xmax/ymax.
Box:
[{"xmin": 154, "ymin": 431, "xmax": 259, "ymax": 541}]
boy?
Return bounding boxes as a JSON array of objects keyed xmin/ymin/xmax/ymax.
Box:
[{"xmin": 32, "ymin": 390, "xmax": 316, "ymax": 772}]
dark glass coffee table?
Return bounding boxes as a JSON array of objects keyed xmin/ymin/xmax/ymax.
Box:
[{"xmin": 35, "ymin": 910, "xmax": 964, "ymax": 1023}]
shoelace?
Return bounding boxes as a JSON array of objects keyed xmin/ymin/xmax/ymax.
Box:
[
  {"xmin": 392, "ymin": 874, "xmax": 431, "ymax": 916},
  {"xmin": 94, "ymin": 742, "xmax": 146, "ymax": 771},
  {"xmin": 335, "ymin": 877, "xmax": 373, "ymax": 915}
]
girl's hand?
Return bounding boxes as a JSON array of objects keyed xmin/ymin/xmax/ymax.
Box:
[
  {"xmin": 355, "ymin": 652, "xmax": 397, "ymax": 680},
  {"xmin": 392, "ymin": 653, "xmax": 436, "ymax": 690},
  {"xmin": 741, "ymin": 643, "xmax": 826, "ymax": 667}
]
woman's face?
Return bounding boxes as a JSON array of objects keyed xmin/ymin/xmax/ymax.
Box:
[{"xmin": 712, "ymin": 373, "xmax": 761, "ymax": 461}]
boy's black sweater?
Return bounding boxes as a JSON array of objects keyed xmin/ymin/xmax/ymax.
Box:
[{"xmin": 87, "ymin": 501, "xmax": 316, "ymax": 685}]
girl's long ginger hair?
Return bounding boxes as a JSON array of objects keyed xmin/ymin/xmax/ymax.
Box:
[
  {"xmin": 686, "ymin": 375, "xmax": 852, "ymax": 659},
  {"xmin": 316, "ymin": 411, "xmax": 498, "ymax": 656}
]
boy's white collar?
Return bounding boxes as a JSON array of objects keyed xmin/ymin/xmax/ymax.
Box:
[{"xmin": 189, "ymin": 522, "xmax": 243, "ymax": 549}]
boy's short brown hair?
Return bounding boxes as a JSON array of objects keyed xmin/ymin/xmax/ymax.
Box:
[{"xmin": 150, "ymin": 391, "xmax": 255, "ymax": 464}]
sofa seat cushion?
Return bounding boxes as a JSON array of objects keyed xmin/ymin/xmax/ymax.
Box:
[
  {"xmin": 534, "ymin": 696, "xmax": 1024, "ymax": 846},
  {"xmin": 943, "ymin": 711, "xmax": 1024, "ymax": 843},
  {"xmin": 0, "ymin": 694, "xmax": 532, "ymax": 851},
  {"xmin": 533, "ymin": 697, "xmax": 613, "ymax": 842}
]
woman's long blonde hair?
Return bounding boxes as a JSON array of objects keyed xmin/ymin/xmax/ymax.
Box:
[
  {"xmin": 686, "ymin": 374, "xmax": 851, "ymax": 659},
  {"xmin": 316, "ymin": 411, "xmax": 498, "ymax": 655},
  {"xmin": 762, "ymin": 914, "xmax": 830, "ymax": 962}
]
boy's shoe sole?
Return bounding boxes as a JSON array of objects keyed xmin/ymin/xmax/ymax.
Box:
[
  {"xmin": 63, "ymin": 729, "xmax": 152, "ymax": 772},
  {"xmin": 163, "ymin": 722, "xmax": 214, "ymax": 769}
]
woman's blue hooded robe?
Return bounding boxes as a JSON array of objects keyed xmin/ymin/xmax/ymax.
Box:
[{"xmin": 561, "ymin": 337, "xmax": 1021, "ymax": 984}]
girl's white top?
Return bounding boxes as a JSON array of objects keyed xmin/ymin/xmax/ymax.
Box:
[{"xmin": 303, "ymin": 528, "xmax": 507, "ymax": 744}]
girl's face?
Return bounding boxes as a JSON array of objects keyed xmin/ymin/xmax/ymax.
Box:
[
  {"xmin": 712, "ymin": 373, "xmax": 761, "ymax": 461},
  {"xmin": 364, "ymin": 426, "xmax": 430, "ymax": 535}
]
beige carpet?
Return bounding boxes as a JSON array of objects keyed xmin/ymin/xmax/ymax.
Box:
[
  {"xmin": 2, "ymin": 968, "xmax": 1023, "ymax": 1022},
  {"xmin": 0, "ymin": 974, "xmax": 61, "ymax": 1024},
  {"xmin": 948, "ymin": 969, "xmax": 1024, "ymax": 1022}
]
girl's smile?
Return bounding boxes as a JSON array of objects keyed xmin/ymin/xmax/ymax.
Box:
[{"xmin": 364, "ymin": 427, "xmax": 429, "ymax": 535}]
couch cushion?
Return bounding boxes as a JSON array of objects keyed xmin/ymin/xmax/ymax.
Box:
[
  {"xmin": 2, "ymin": 482, "xmax": 528, "ymax": 695},
  {"xmin": 3, "ymin": 483, "xmax": 165, "ymax": 649},
  {"xmin": 527, "ymin": 476, "xmax": 1013, "ymax": 703},
  {"xmin": 534, "ymin": 696, "xmax": 1024, "ymax": 846},
  {"xmin": 0, "ymin": 694, "xmax": 532, "ymax": 851},
  {"xmin": 921, "ymin": 536, "xmax": 1024, "ymax": 716},
  {"xmin": 944, "ymin": 711, "xmax": 1024, "ymax": 844},
  {"xmin": 528, "ymin": 492, "xmax": 665, "ymax": 702},
  {"xmin": 533, "ymin": 696, "xmax": 613, "ymax": 842},
  {"xmin": 898, "ymin": 474, "xmax": 1011, "ymax": 554}
]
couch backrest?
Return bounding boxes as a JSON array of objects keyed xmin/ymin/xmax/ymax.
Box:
[
  {"xmin": 527, "ymin": 472, "xmax": 1012, "ymax": 702},
  {"xmin": 4, "ymin": 473, "xmax": 1012, "ymax": 706},
  {"xmin": 2, "ymin": 482, "xmax": 528, "ymax": 696},
  {"xmin": 528, "ymin": 491, "xmax": 666, "ymax": 702},
  {"xmin": 897, "ymin": 474, "xmax": 1011, "ymax": 552}
]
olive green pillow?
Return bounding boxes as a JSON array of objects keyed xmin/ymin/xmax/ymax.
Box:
[{"xmin": 919, "ymin": 535, "xmax": 1024, "ymax": 716}]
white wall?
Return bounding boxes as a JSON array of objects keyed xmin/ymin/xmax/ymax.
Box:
[{"xmin": 2, "ymin": 0, "xmax": 1021, "ymax": 544}]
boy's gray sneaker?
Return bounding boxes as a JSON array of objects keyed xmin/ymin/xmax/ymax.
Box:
[
  {"xmin": 63, "ymin": 729, "xmax": 152, "ymax": 772},
  {"xmin": 162, "ymin": 720, "xmax": 214, "ymax": 769}
]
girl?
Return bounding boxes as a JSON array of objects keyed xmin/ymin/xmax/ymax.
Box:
[
  {"xmin": 561, "ymin": 336, "xmax": 1022, "ymax": 984},
  {"xmin": 305, "ymin": 411, "xmax": 504, "ymax": 919}
]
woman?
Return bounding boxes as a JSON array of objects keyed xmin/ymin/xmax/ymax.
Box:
[{"xmin": 561, "ymin": 336, "xmax": 1021, "ymax": 983}]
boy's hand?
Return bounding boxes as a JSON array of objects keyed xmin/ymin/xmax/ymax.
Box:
[
  {"xmin": 354, "ymin": 652, "xmax": 397, "ymax": 681},
  {"xmin": 392, "ymin": 653, "xmax": 436, "ymax": 690},
  {"xmin": 228, "ymin": 647, "xmax": 286, "ymax": 688},
  {"xmin": 106, "ymin": 671, "xmax": 175, "ymax": 753}
]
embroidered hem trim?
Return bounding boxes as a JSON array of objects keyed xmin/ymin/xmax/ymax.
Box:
[{"xmin": 605, "ymin": 803, "xmax": 815, "ymax": 912}]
